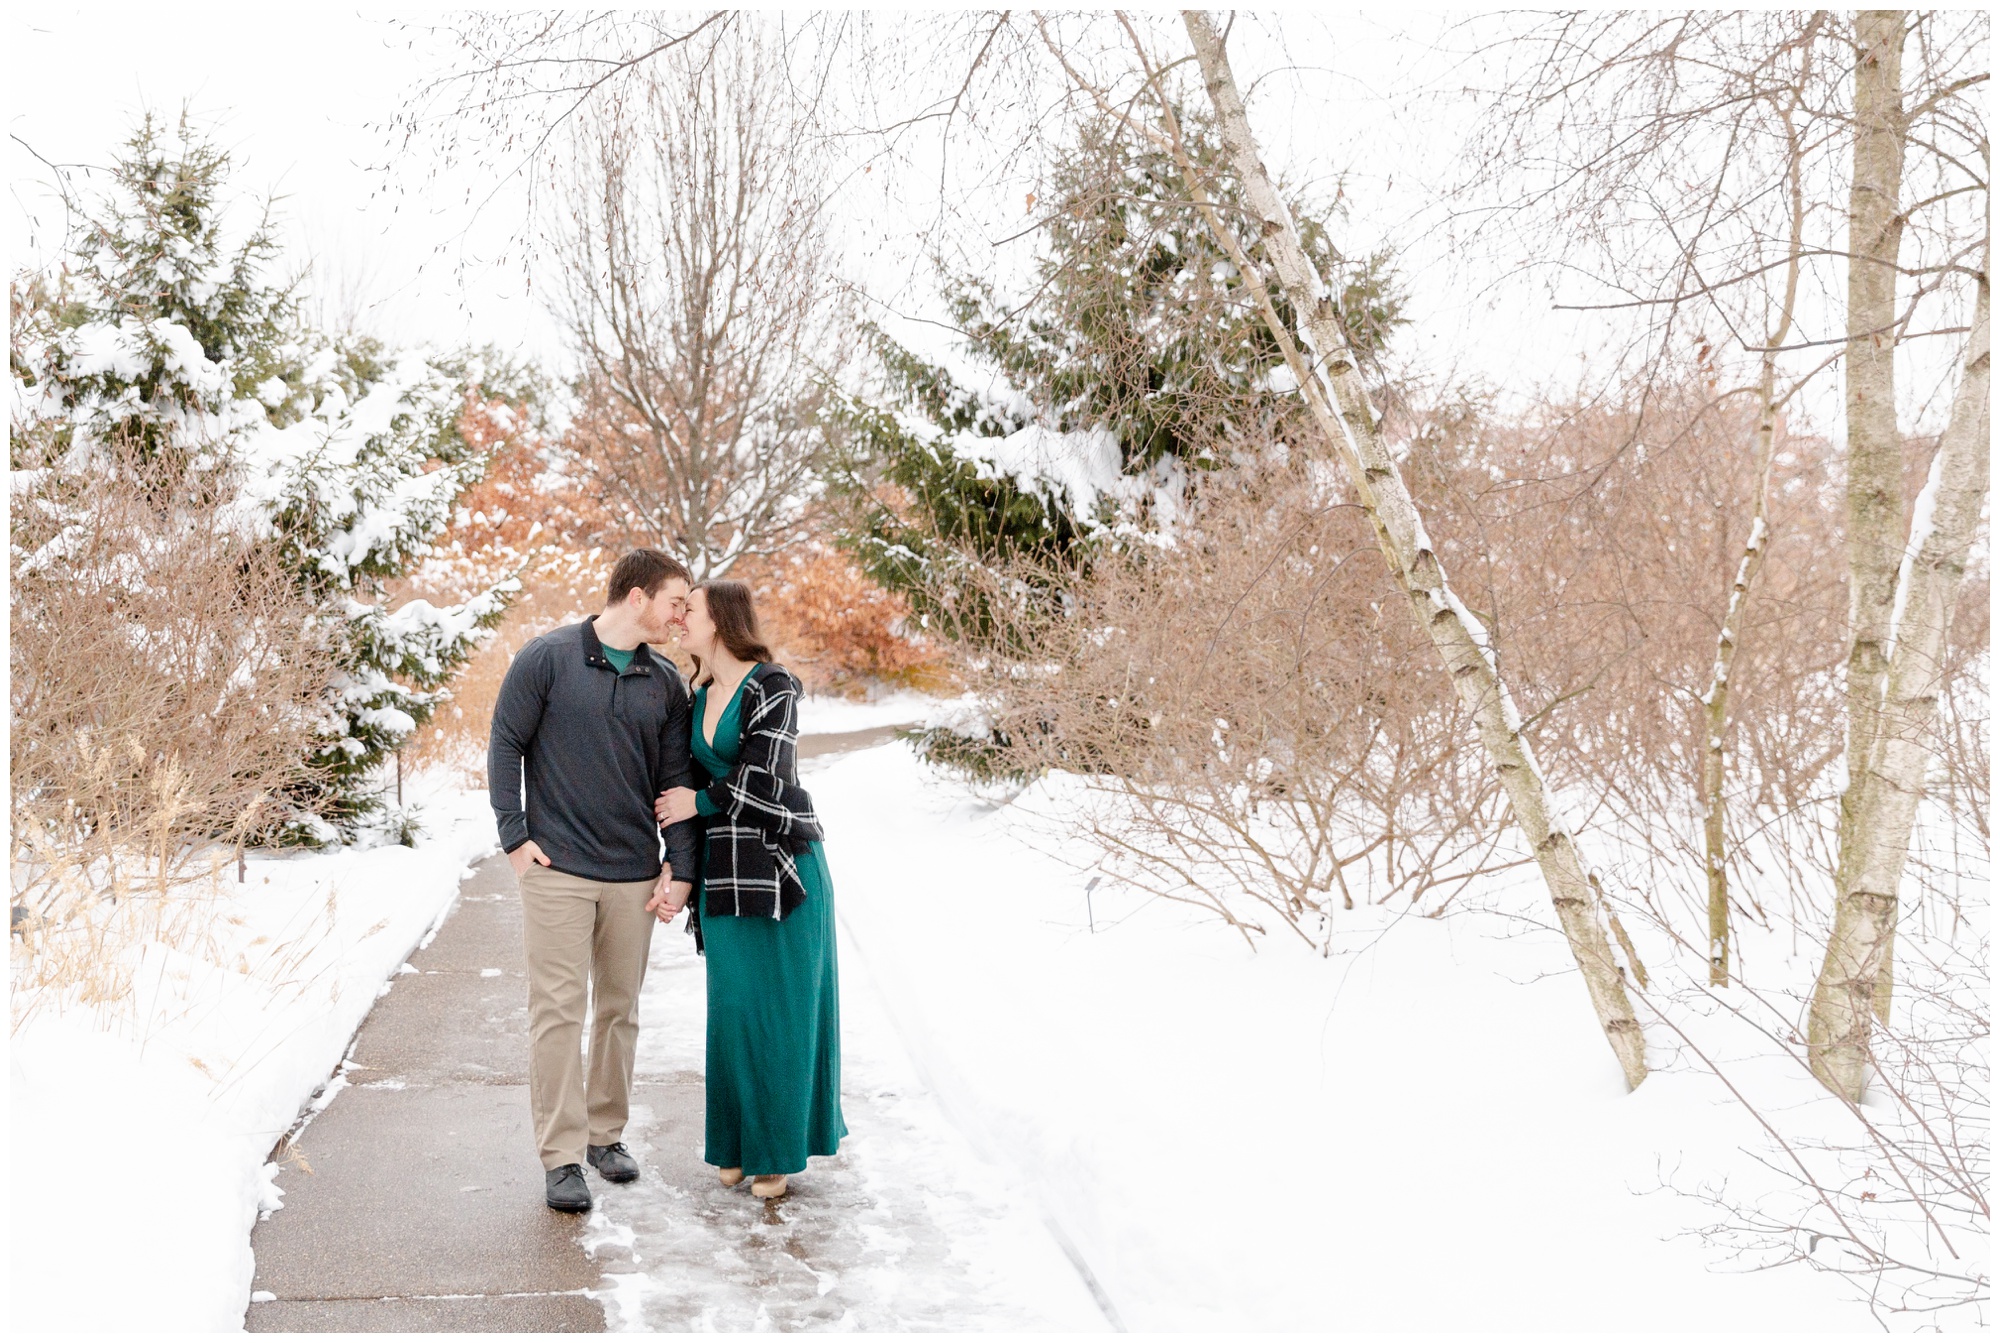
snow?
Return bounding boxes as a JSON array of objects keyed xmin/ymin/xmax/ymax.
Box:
[
  {"xmin": 588, "ymin": 840, "xmax": 1112, "ymax": 1330},
  {"xmin": 15, "ymin": 738, "xmax": 1970, "ymax": 1331},
  {"xmin": 9, "ymin": 776, "xmax": 500, "ymax": 1333},
  {"xmin": 796, "ymin": 689, "xmax": 937, "ymax": 735},
  {"xmin": 70, "ymin": 316, "xmax": 155, "ymax": 382},
  {"xmin": 949, "ymin": 422, "xmax": 1124, "ymax": 518},
  {"xmin": 795, "ymin": 742, "xmax": 1896, "ymax": 1331},
  {"xmin": 1262, "ymin": 361, "xmax": 1299, "ymax": 394}
]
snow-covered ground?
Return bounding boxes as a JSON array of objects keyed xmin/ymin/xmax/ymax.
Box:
[
  {"xmin": 796, "ymin": 688, "xmax": 938, "ymax": 735},
  {"xmin": 585, "ymin": 874, "xmax": 1111, "ymax": 1329},
  {"xmin": 15, "ymin": 734, "xmax": 1974, "ymax": 1332},
  {"xmin": 9, "ymin": 779, "xmax": 499, "ymax": 1334},
  {"xmin": 801, "ymin": 742, "xmax": 1912, "ymax": 1332}
]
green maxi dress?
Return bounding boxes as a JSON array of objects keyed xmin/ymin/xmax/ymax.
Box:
[{"xmin": 693, "ymin": 670, "xmax": 847, "ymax": 1176}]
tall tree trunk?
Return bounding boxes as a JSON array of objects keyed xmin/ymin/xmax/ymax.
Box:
[
  {"xmin": 1809, "ymin": 266, "xmax": 1989, "ymax": 1101},
  {"xmin": 1182, "ymin": 10, "xmax": 1647, "ymax": 1089},
  {"xmin": 1700, "ymin": 69, "xmax": 1813, "ymax": 987},
  {"xmin": 1836, "ymin": 11, "xmax": 1909, "ymax": 912}
]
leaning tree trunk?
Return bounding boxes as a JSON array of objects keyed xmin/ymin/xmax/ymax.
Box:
[
  {"xmin": 1182, "ymin": 10, "xmax": 1647, "ymax": 1089},
  {"xmin": 1836, "ymin": 11, "xmax": 1909, "ymax": 930},
  {"xmin": 1808, "ymin": 266, "xmax": 1989, "ymax": 1102}
]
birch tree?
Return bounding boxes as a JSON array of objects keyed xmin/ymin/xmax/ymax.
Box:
[
  {"xmin": 1799, "ymin": 10, "xmax": 1991, "ymax": 1102},
  {"xmin": 1175, "ymin": 12, "xmax": 1648, "ymax": 1088},
  {"xmin": 1808, "ymin": 261, "xmax": 1989, "ymax": 1102},
  {"xmin": 1833, "ymin": 11, "xmax": 1912, "ymax": 910},
  {"xmin": 1700, "ymin": 29, "xmax": 1820, "ymax": 986},
  {"xmin": 1453, "ymin": 11, "xmax": 1849, "ymax": 988}
]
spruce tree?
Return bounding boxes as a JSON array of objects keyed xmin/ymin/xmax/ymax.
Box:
[
  {"xmin": 833, "ymin": 112, "xmax": 1405, "ymax": 639},
  {"xmin": 12, "ymin": 114, "xmax": 514, "ymax": 842}
]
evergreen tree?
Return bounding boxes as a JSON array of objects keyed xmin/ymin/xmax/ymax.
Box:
[
  {"xmin": 12, "ymin": 114, "xmax": 514, "ymax": 842},
  {"xmin": 832, "ymin": 112, "xmax": 1406, "ymax": 638}
]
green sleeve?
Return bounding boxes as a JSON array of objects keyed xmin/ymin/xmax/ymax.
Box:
[{"xmin": 696, "ymin": 789, "xmax": 722, "ymax": 817}]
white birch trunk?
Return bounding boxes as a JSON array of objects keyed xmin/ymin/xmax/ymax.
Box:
[
  {"xmin": 1182, "ymin": 10, "xmax": 1647, "ymax": 1089},
  {"xmin": 1809, "ymin": 268, "xmax": 1989, "ymax": 1101},
  {"xmin": 1700, "ymin": 96, "xmax": 1809, "ymax": 987},
  {"xmin": 1836, "ymin": 11, "xmax": 1909, "ymax": 897},
  {"xmin": 1700, "ymin": 424, "xmax": 1773, "ymax": 987}
]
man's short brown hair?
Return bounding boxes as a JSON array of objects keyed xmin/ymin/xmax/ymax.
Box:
[{"xmin": 605, "ymin": 547, "xmax": 692, "ymax": 606}]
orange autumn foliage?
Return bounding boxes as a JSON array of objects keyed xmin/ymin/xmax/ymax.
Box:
[{"xmin": 736, "ymin": 543, "xmax": 950, "ymax": 695}]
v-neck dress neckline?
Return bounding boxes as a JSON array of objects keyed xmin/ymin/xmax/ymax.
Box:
[{"xmin": 700, "ymin": 664, "xmax": 759, "ymax": 750}]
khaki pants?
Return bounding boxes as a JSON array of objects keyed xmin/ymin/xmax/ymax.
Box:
[{"xmin": 520, "ymin": 864, "xmax": 657, "ymax": 1171}]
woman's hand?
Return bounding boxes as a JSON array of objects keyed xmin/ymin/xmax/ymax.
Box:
[
  {"xmin": 655, "ymin": 786, "xmax": 700, "ymax": 825},
  {"xmin": 647, "ymin": 875, "xmax": 692, "ymax": 923}
]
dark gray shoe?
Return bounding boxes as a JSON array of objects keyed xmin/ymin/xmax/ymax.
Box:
[
  {"xmin": 588, "ymin": 1142, "xmax": 640, "ymax": 1183},
  {"xmin": 545, "ymin": 1163, "xmax": 592, "ymax": 1212}
]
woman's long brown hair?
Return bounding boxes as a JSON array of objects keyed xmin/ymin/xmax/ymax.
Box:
[{"xmin": 689, "ymin": 579, "xmax": 775, "ymax": 686}]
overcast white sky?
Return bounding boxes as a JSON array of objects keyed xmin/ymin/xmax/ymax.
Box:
[
  {"xmin": 9, "ymin": 8, "xmax": 1973, "ymax": 436},
  {"xmin": 8, "ymin": 8, "xmax": 1547, "ymax": 384},
  {"xmin": 10, "ymin": 6, "xmax": 553, "ymax": 359}
]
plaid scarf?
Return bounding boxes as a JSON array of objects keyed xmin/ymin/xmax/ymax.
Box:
[{"xmin": 692, "ymin": 664, "xmax": 823, "ymax": 929}]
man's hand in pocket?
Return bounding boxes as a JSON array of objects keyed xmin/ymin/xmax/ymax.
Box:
[{"xmin": 508, "ymin": 840, "xmax": 553, "ymax": 878}]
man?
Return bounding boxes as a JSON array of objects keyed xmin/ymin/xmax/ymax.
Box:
[{"xmin": 488, "ymin": 547, "xmax": 701, "ymax": 1213}]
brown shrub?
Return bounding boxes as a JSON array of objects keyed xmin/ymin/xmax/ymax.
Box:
[
  {"xmin": 933, "ymin": 375, "xmax": 1985, "ymax": 946},
  {"xmin": 944, "ymin": 455, "xmax": 1517, "ymax": 948},
  {"xmin": 1396, "ymin": 384, "xmax": 1855, "ymax": 818},
  {"xmin": 10, "ymin": 449, "xmax": 334, "ymax": 942}
]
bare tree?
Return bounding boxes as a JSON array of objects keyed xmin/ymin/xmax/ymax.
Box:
[
  {"xmin": 1833, "ymin": 10, "xmax": 1914, "ymax": 947},
  {"xmin": 385, "ymin": 11, "xmax": 733, "ymax": 270},
  {"xmin": 1457, "ymin": 10, "xmax": 1987, "ymax": 990},
  {"xmin": 1451, "ymin": 11, "xmax": 1851, "ymax": 988},
  {"xmin": 546, "ymin": 29, "xmax": 848, "ymax": 577},
  {"xmin": 1696, "ymin": 23, "xmax": 1823, "ymax": 986}
]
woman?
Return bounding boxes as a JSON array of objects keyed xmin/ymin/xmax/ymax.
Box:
[{"xmin": 655, "ymin": 579, "xmax": 846, "ymax": 1200}]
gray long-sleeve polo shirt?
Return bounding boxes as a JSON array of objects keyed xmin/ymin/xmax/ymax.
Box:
[{"xmin": 487, "ymin": 616, "xmax": 701, "ymax": 885}]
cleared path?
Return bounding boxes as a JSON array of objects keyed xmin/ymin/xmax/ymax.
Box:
[
  {"xmin": 246, "ymin": 727, "xmax": 1104, "ymax": 1332},
  {"xmin": 246, "ymin": 851, "xmax": 607, "ymax": 1331}
]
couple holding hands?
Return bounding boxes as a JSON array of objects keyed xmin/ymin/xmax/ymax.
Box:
[{"xmin": 488, "ymin": 547, "xmax": 845, "ymax": 1213}]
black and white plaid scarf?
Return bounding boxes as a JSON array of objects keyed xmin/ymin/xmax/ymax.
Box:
[{"xmin": 694, "ymin": 663, "xmax": 824, "ymax": 925}]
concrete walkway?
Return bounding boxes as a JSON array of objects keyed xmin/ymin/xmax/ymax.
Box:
[
  {"xmin": 246, "ymin": 850, "xmax": 605, "ymax": 1331},
  {"xmin": 247, "ymin": 729, "xmax": 1107, "ymax": 1332}
]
